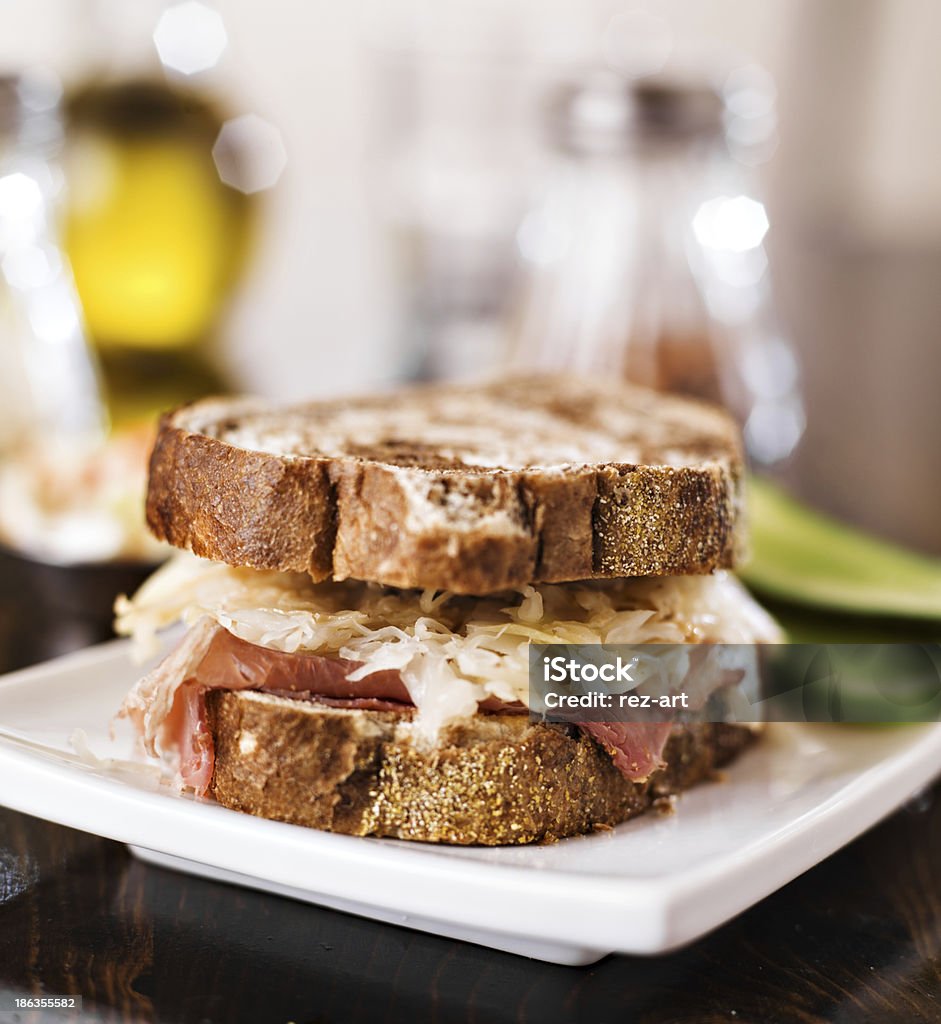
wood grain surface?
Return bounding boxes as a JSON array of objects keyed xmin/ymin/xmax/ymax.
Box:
[{"xmin": 0, "ymin": 550, "xmax": 939, "ymax": 1024}]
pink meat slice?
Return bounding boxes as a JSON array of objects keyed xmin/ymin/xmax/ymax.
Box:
[
  {"xmin": 197, "ymin": 625, "xmax": 412, "ymax": 701},
  {"xmin": 121, "ymin": 620, "xmax": 677, "ymax": 796},
  {"xmin": 573, "ymin": 646, "xmax": 746, "ymax": 779},
  {"xmin": 120, "ymin": 619, "xmax": 415, "ymax": 796},
  {"xmin": 578, "ymin": 722, "xmax": 672, "ymax": 780}
]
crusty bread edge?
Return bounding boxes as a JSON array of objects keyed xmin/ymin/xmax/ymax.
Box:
[{"xmin": 206, "ymin": 690, "xmax": 756, "ymax": 845}]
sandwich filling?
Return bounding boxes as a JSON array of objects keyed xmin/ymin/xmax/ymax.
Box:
[{"xmin": 116, "ymin": 553, "xmax": 780, "ymax": 795}]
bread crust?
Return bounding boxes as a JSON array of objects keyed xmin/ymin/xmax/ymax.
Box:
[
  {"xmin": 206, "ymin": 690, "xmax": 755, "ymax": 845},
  {"xmin": 147, "ymin": 377, "xmax": 745, "ymax": 593}
]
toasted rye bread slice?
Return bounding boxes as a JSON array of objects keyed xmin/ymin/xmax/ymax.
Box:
[
  {"xmin": 206, "ymin": 690, "xmax": 755, "ymax": 845},
  {"xmin": 148, "ymin": 375, "xmax": 745, "ymax": 593}
]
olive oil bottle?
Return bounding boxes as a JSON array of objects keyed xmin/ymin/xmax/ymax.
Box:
[{"xmin": 63, "ymin": 78, "xmax": 255, "ymax": 424}]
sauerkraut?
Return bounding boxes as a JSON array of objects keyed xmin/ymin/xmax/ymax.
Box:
[{"xmin": 115, "ymin": 553, "xmax": 781, "ymax": 737}]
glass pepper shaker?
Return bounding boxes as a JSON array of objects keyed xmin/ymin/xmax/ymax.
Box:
[{"xmin": 508, "ymin": 68, "xmax": 804, "ymax": 466}]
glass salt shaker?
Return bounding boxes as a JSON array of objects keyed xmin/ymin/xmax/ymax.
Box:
[
  {"xmin": 508, "ymin": 67, "xmax": 804, "ymax": 466},
  {"xmin": 0, "ymin": 71, "xmax": 103, "ymax": 453}
]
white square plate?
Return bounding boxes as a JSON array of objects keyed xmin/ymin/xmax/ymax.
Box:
[{"xmin": 1, "ymin": 639, "xmax": 939, "ymax": 965}]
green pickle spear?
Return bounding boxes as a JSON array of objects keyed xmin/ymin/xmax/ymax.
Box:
[
  {"xmin": 741, "ymin": 479, "xmax": 941, "ymax": 724},
  {"xmin": 742, "ymin": 476, "xmax": 941, "ymax": 621}
]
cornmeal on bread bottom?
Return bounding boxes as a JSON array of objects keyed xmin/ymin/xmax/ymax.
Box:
[{"xmin": 207, "ymin": 693, "xmax": 756, "ymax": 845}]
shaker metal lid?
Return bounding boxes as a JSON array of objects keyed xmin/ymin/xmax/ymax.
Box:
[{"xmin": 547, "ymin": 70, "xmax": 725, "ymax": 155}]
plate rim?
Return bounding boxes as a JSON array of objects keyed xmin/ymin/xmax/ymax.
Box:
[{"xmin": 1, "ymin": 640, "xmax": 940, "ymax": 956}]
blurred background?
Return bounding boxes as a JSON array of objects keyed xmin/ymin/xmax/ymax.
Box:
[{"xmin": 0, "ymin": 0, "xmax": 940, "ymax": 615}]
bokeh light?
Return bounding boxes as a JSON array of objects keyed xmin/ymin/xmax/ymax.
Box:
[
  {"xmin": 212, "ymin": 114, "xmax": 287, "ymax": 194},
  {"xmin": 153, "ymin": 2, "xmax": 228, "ymax": 76}
]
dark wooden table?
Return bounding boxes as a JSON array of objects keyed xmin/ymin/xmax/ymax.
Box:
[{"xmin": 1, "ymin": 552, "xmax": 940, "ymax": 1024}]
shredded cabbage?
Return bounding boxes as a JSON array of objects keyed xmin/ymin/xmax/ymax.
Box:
[{"xmin": 115, "ymin": 552, "xmax": 781, "ymax": 737}]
